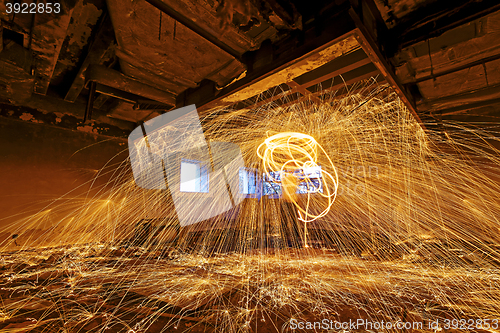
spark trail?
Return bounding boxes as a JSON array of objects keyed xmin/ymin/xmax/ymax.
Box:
[{"xmin": 1, "ymin": 81, "xmax": 500, "ymax": 332}]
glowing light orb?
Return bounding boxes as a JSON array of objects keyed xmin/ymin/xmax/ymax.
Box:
[{"xmin": 257, "ymin": 132, "xmax": 339, "ymax": 222}]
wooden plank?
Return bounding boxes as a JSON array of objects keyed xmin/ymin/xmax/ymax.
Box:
[
  {"xmin": 306, "ymin": 69, "xmax": 381, "ymax": 102},
  {"xmin": 239, "ymin": 49, "xmax": 374, "ymax": 109},
  {"xmin": 259, "ymin": 70, "xmax": 382, "ymax": 110},
  {"xmin": 115, "ymin": 47, "xmax": 196, "ymax": 90},
  {"xmin": 417, "ymin": 82, "xmax": 500, "ymax": 113},
  {"xmin": 300, "ymin": 57, "xmax": 372, "ymax": 89},
  {"xmin": 64, "ymin": 14, "xmax": 115, "ymax": 102},
  {"xmin": 305, "ymin": 62, "xmax": 378, "ymax": 94},
  {"xmin": 12, "ymin": 93, "xmax": 135, "ymax": 130},
  {"xmin": 86, "ymin": 65, "xmax": 176, "ymax": 106},
  {"xmin": 417, "ymin": 64, "xmax": 487, "ymax": 101},
  {"xmin": 265, "ymin": 91, "xmax": 304, "ymax": 109},
  {"xmin": 254, "ymin": 69, "xmax": 383, "ymax": 109},
  {"xmin": 251, "ymin": 86, "xmax": 295, "ymax": 109},
  {"xmin": 293, "ymin": 48, "xmax": 367, "ymax": 85},
  {"xmin": 414, "ymin": 53, "xmax": 500, "ymax": 84},
  {"xmin": 287, "ymin": 81, "xmax": 322, "ymax": 103},
  {"xmin": 317, "ymin": 76, "xmax": 387, "ymax": 101},
  {"xmin": 440, "ymin": 98, "xmax": 500, "ymax": 116},
  {"xmin": 95, "ymin": 83, "xmax": 139, "ymax": 103}
]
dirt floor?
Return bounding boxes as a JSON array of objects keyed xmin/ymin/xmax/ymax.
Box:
[{"xmin": 0, "ymin": 244, "xmax": 499, "ymax": 332}]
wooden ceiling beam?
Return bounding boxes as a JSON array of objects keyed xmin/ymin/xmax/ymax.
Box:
[
  {"xmin": 349, "ymin": 8, "xmax": 424, "ymax": 126},
  {"xmin": 179, "ymin": 3, "xmax": 357, "ymax": 112},
  {"xmin": 64, "ymin": 13, "xmax": 115, "ymax": 102},
  {"xmin": 30, "ymin": 4, "xmax": 75, "ymax": 95},
  {"xmin": 85, "ymin": 65, "xmax": 176, "ymax": 106}
]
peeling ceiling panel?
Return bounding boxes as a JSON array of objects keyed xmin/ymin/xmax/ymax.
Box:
[{"xmin": 106, "ymin": 0, "xmax": 247, "ymax": 94}]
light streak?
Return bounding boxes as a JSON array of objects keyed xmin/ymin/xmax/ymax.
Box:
[{"xmin": 257, "ymin": 132, "xmax": 339, "ymax": 223}]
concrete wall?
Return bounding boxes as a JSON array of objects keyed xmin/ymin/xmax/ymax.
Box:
[{"xmin": 0, "ymin": 116, "xmax": 129, "ymax": 249}]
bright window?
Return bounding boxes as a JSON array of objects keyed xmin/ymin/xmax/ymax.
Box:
[
  {"xmin": 239, "ymin": 168, "xmax": 259, "ymax": 197},
  {"xmin": 180, "ymin": 160, "xmax": 209, "ymax": 192}
]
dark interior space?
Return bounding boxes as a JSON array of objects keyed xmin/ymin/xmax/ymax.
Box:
[{"xmin": 1, "ymin": 0, "xmax": 500, "ymax": 332}]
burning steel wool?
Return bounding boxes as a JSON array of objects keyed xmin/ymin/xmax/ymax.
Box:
[
  {"xmin": 1, "ymin": 83, "xmax": 500, "ymax": 332},
  {"xmin": 256, "ymin": 132, "xmax": 339, "ymax": 223},
  {"xmin": 257, "ymin": 132, "xmax": 339, "ymax": 248}
]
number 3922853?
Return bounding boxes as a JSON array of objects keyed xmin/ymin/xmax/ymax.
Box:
[{"xmin": 5, "ymin": 2, "xmax": 61, "ymax": 14}]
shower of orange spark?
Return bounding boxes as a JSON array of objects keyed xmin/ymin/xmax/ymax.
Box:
[{"xmin": 257, "ymin": 132, "xmax": 339, "ymax": 223}]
